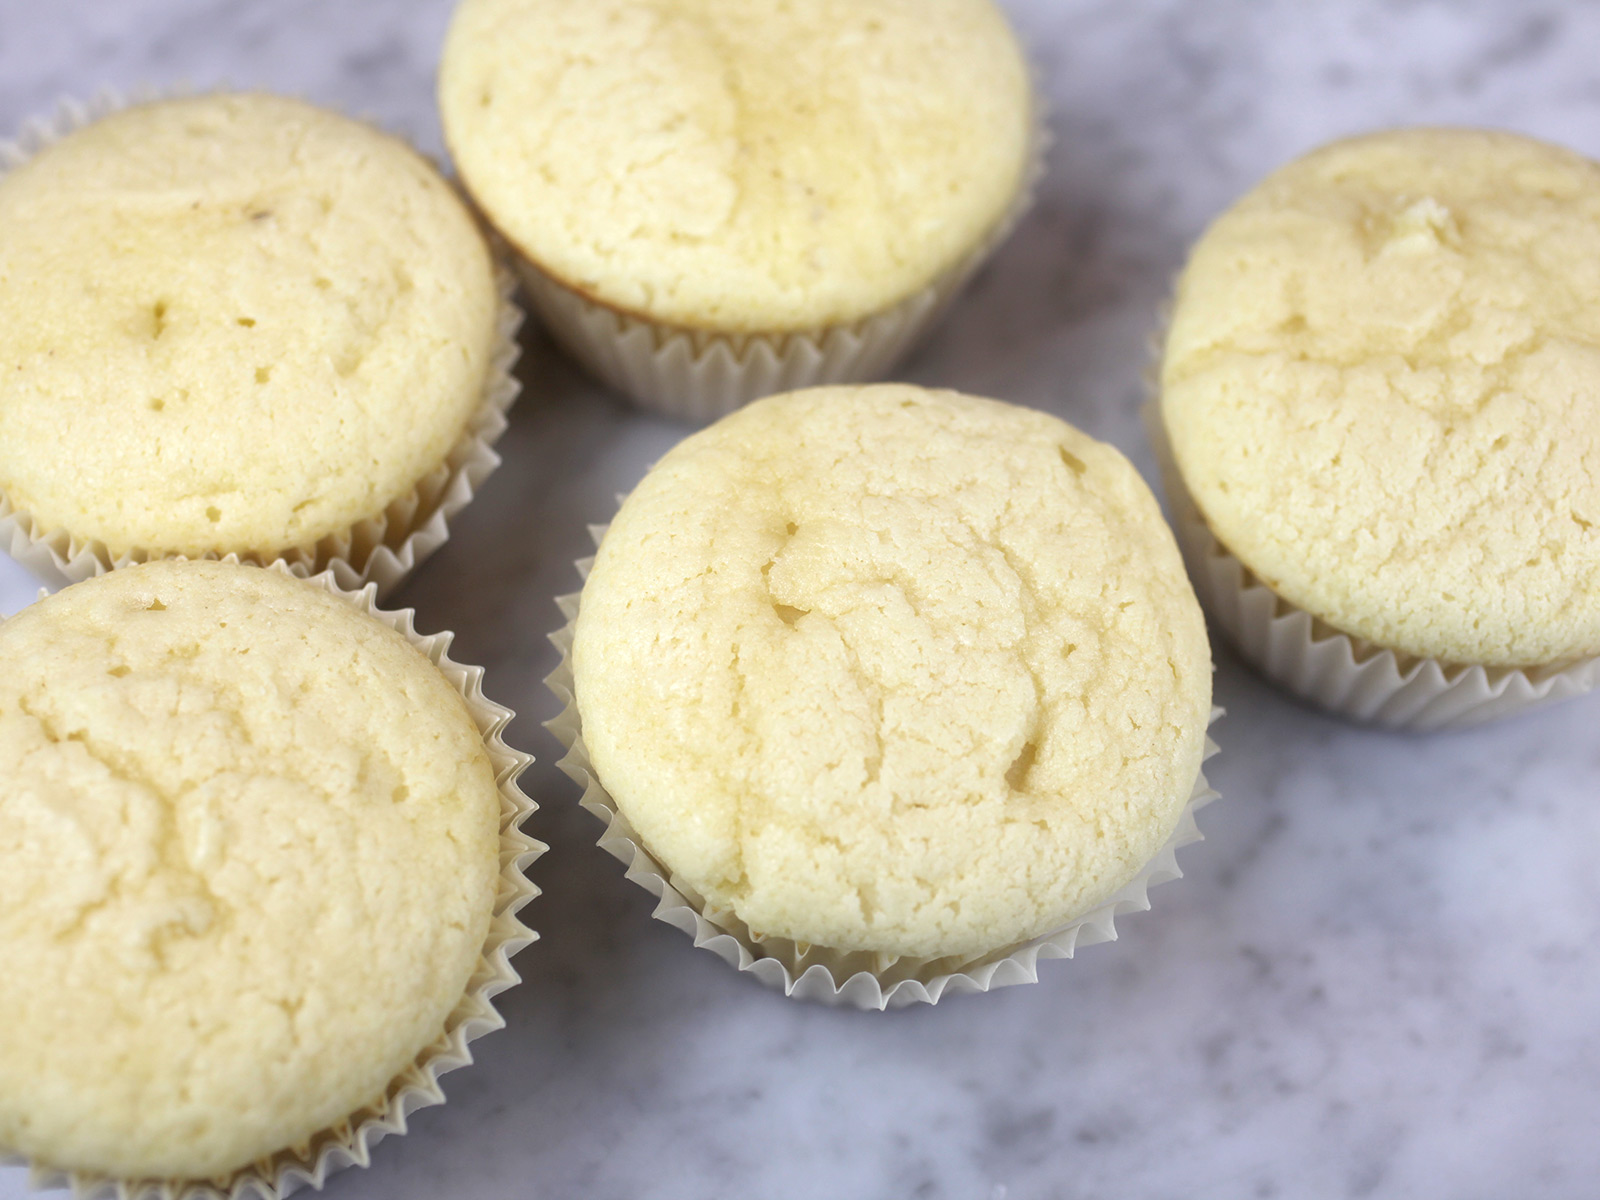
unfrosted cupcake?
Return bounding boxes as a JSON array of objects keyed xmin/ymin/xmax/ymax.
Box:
[
  {"xmin": 556, "ymin": 384, "xmax": 1214, "ymax": 1005},
  {"xmin": 0, "ymin": 92, "xmax": 519, "ymax": 595},
  {"xmin": 0, "ymin": 559, "xmax": 536, "ymax": 1194},
  {"xmin": 439, "ymin": 0, "xmax": 1036, "ymax": 419},
  {"xmin": 1157, "ymin": 127, "xmax": 1600, "ymax": 727}
]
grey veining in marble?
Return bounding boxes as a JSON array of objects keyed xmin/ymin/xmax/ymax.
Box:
[{"xmin": 3, "ymin": 2, "xmax": 1600, "ymax": 1197}]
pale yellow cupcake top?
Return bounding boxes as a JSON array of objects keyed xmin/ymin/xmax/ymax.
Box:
[
  {"xmin": 438, "ymin": 0, "xmax": 1032, "ymax": 334},
  {"xmin": 573, "ymin": 385, "xmax": 1211, "ymax": 961},
  {"xmin": 0, "ymin": 560, "xmax": 501, "ymax": 1180},
  {"xmin": 0, "ymin": 92, "xmax": 499, "ymax": 559},
  {"xmin": 1162, "ymin": 127, "xmax": 1600, "ymax": 667}
]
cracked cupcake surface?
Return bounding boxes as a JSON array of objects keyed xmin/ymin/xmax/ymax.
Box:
[
  {"xmin": 0, "ymin": 560, "xmax": 501, "ymax": 1180},
  {"xmin": 572, "ymin": 385, "xmax": 1211, "ymax": 960},
  {"xmin": 0, "ymin": 92, "xmax": 498, "ymax": 559},
  {"xmin": 1161, "ymin": 127, "xmax": 1600, "ymax": 667},
  {"xmin": 438, "ymin": 0, "xmax": 1032, "ymax": 334}
]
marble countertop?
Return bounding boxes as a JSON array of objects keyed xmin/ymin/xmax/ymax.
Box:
[{"xmin": 4, "ymin": 1, "xmax": 1600, "ymax": 1197}]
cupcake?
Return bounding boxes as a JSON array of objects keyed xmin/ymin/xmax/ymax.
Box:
[
  {"xmin": 0, "ymin": 91, "xmax": 521, "ymax": 596},
  {"xmin": 439, "ymin": 0, "xmax": 1036, "ymax": 420},
  {"xmin": 551, "ymin": 384, "xmax": 1215, "ymax": 1007},
  {"xmin": 0, "ymin": 559, "xmax": 539, "ymax": 1194},
  {"xmin": 1156, "ymin": 127, "xmax": 1600, "ymax": 728}
]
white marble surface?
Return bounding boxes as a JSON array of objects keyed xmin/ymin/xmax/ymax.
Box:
[{"xmin": 3, "ymin": 1, "xmax": 1600, "ymax": 1197}]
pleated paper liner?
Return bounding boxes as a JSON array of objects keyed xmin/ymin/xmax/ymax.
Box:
[
  {"xmin": 546, "ymin": 523, "xmax": 1220, "ymax": 1011},
  {"xmin": 0, "ymin": 559, "xmax": 544, "ymax": 1200},
  {"xmin": 510, "ymin": 90, "xmax": 1052, "ymax": 423},
  {"xmin": 0, "ymin": 88, "xmax": 525, "ymax": 600},
  {"xmin": 1141, "ymin": 399, "xmax": 1600, "ymax": 729}
]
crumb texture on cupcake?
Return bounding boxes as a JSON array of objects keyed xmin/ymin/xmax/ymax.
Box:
[
  {"xmin": 0, "ymin": 93, "xmax": 499, "ymax": 559},
  {"xmin": 1162, "ymin": 127, "xmax": 1600, "ymax": 667},
  {"xmin": 0, "ymin": 561, "xmax": 501, "ymax": 1180},
  {"xmin": 439, "ymin": 0, "xmax": 1031, "ymax": 333},
  {"xmin": 573, "ymin": 385, "xmax": 1211, "ymax": 960}
]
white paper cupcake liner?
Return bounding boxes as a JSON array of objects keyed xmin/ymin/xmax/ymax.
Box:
[
  {"xmin": 545, "ymin": 521, "xmax": 1220, "ymax": 1011},
  {"xmin": 510, "ymin": 94, "xmax": 1051, "ymax": 422},
  {"xmin": 0, "ymin": 88, "xmax": 526, "ymax": 601},
  {"xmin": 1141, "ymin": 398, "xmax": 1600, "ymax": 730},
  {"xmin": 0, "ymin": 559, "xmax": 544, "ymax": 1200}
]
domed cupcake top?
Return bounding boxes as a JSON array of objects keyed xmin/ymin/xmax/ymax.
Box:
[
  {"xmin": 573, "ymin": 385, "xmax": 1211, "ymax": 960},
  {"xmin": 1162, "ymin": 127, "xmax": 1600, "ymax": 666},
  {"xmin": 0, "ymin": 93, "xmax": 499, "ymax": 559},
  {"xmin": 439, "ymin": 0, "xmax": 1032, "ymax": 333},
  {"xmin": 0, "ymin": 560, "xmax": 501, "ymax": 1179}
]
